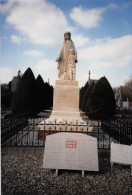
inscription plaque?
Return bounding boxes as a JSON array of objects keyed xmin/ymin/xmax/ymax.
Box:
[
  {"xmin": 43, "ymin": 133, "xmax": 99, "ymax": 172},
  {"xmin": 54, "ymin": 86, "xmax": 79, "ymax": 110}
]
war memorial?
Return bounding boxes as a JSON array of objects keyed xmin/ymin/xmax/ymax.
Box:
[
  {"xmin": 39, "ymin": 32, "xmax": 91, "ymax": 131},
  {"xmin": 42, "ymin": 32, "xmax": 99, "ymax": 176},
  {"xmin": 1, "ymin": 0, "xmax": 132, "ymax": 192},
  {"xmin": 41, "ymin": 32, "xmax": 84, "ymax": 124},
  {"xmin": 1, "ymin": 32, "xmax": 132, "ymax": 194}
]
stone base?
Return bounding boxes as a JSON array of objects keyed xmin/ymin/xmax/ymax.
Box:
[
  {"xmin": 52, "ymin": 110, "xmax": 80, "ymax": 117},
  {"xmin": 39, "ymin": 120, "xmax": 93, "ymax": 133},
  {"xmin": 38, "ymin": 80, "xmax": 94, "ymax": 132},
  {"xmin": 50, "ymin": 80, "xmax": 81, "ymax": 121}
]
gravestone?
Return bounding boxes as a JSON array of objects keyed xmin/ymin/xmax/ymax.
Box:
[
  {"xmin": 43, "ymin": 133, "xmax": 99, "ymax": 176},
  {"xmin": 111, "ymin": 142, "xmax": 132, "ymax": 171}
]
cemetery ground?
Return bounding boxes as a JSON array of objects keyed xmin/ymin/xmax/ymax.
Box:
[
  {"xmin": 1, "ymin": 111, "xmax": 132, "ymax": 195},
  {"xmin": 1, "ymin": 147, "xmax": 131, "ymax": 195}
]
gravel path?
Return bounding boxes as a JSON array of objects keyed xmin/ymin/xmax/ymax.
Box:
[{"xmin": 1, "ymin": 148, "xmax": 131, "ymax": 195}]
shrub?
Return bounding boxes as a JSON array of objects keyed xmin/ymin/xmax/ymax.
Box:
[
  {"xmin": 80, "ymin": 81, "xmax": 89, "ymax": 109},
  {"xmin": 11, "ymin": 68, "xmax": 37, "ymax": 114},
  {"xmin": 87, "ymin": 77, "xmax": 116, "ymax": 119}
]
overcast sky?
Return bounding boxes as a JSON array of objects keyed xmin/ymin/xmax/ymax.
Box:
[{"xmin": 1, "ymin": 0, "xmax": 132, "ymax": 88}]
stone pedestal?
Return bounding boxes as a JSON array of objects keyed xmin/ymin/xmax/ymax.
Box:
[
  {"xmin": 49, "ymin": 80, "xmax": 82, "ymax": 122},
  {"xmin": 39, "ymin": 80, "xmax": 91, "ymax": 131}
]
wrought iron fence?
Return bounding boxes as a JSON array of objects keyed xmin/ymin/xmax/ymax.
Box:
[
  {"xmin": 1, "ymin": 112, "xmax": 29, "ymax": 145},
  {"xmin": 101, "ymin": 118, "xmax": 132, "ymax": 145},
  {"xmin": 1, "ymin": 113, "xmax": 132, "ymax": 148}
]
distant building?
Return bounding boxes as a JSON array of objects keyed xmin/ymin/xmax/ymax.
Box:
[
  {"xmin": 88, "ymin": 71, "xmax": 98, "ymax": 85},
  {"xmin": 123, "ymin": 98, "xmax": 130, "ymax": 110},
  {"xmin": 11, "ymin": 70, "xmax": 22, "ymax": 92},
  {"xmin": 115, "ymin": 87, "xmax": 132, "ymax": 110}
]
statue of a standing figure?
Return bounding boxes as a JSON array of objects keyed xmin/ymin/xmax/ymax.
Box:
[
  {"xmin": 68, "ymin": 49, "xmax": 77, "ymax": 80},
  {"xmin": 55, "ymin": 32, "xmax": 78, "ymax": 80}
]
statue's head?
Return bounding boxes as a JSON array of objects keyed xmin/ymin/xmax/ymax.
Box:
[{"xmin": 64, "ymin": 31, "xmax": 71, "ymax": 41}]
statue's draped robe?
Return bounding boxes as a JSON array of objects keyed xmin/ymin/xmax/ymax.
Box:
[{"xmin": 57, "ymin": 40, "xmax": 77, "ymax": 77}]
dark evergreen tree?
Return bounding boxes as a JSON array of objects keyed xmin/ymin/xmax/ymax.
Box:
[
  {"xmin": 79, "ymin": 87, "xmax": 84, "ymax": 108},
  {"xmin": 85, "ymin": 81, "xmax": 95, "ymax": 113},
  {"xmin": 80, "ymin": 81, "xmax": 89, "ymax": 109},
  {"xmin": 36, "ymin": 75, "xmax": 46, "ymax": 113},
  {"xmin": 11, "ymin": 68, "xmax": 37, "ymax": 114},
  {"xmin": 43, "ymin": 82, "xmax": 53, "ymax": 109},
  {"xmin": 1, "ymin": 84, "xmax": 13, "ymax": 108},
  {"xmin": 81, "ymin": 81, "xmax": 95, "ymax": 112},
  {"xmin": 49, "ymin": 85, "xmax": 53, "ymax": 108},
  {"xmin": 87, "ymin": 77, "xmax": 116, "ymax": 119}
]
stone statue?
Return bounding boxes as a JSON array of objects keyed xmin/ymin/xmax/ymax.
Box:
[
  {"xmin": 55, "ymin": 32, "xmax": 78, "ymax": 80},
  {"xmin": 68, "ymin": 49, "xmax": 76, "ymax": 80}
]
